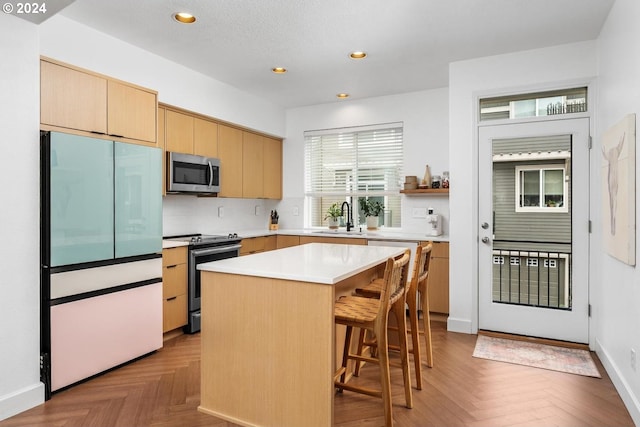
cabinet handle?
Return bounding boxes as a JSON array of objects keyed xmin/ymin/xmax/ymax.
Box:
[
  {"xmin": 109, "ymin": 133, "xmax": 124, "ymax": 138},
  {"xmin": 166, "ymin": 265, "xmax": 177, "ymax": 269},
  {"xmin": 166, "ymin": 296, "xmax": 177, "ymax": 301}
]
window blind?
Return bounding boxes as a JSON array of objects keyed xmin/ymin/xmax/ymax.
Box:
[{"xmin": 304, "ymin": 123, "xmax": 403, "ymax": 227}]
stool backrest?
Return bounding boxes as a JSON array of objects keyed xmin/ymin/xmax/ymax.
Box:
[
  {"xmin": 413, "ymin": 242, "xmax": 433, "ymax": 289},
  {"xmin": 378, "ymin": 250, "xmax": 411, "ymax": 315}
]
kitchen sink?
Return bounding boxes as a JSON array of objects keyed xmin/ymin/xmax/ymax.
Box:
[{"xmin": 313, "ymin": 230, "xmax": 368, "ymax": 236}]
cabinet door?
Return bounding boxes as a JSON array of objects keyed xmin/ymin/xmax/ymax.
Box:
[
  {"xmin": 427, "ymin": 242, "xmax": 449, "ymax": 314},
  {"xmin": 242, "ymin": 132, "xmax": 264, "ymax": 198},
  {"xmin": 218, "ymin": 125, "xmax": 243, "ymax": 198},
  {"xmin": 41, "ymin": 61, "xmax": 107, "ymax": 134},
  {"xmin": 263, "ymin": 137, "xmax": 282, "ymax": 199},
  {"xmin": 277, "ymin": 235, "xmax": 300, "ymax": 249},
  {"xmin": 48, "ymin": 133, "xmax": 114, "ymax": 266},
  {"xmin": 165, "ymin": 110, "xmax": 194, "ymax": 154},
  {"xmin": 107, "ymin": 81, "xmax": 157, "ymax": 144},
  {"xmin": 158, "ymin": 107, "xmax": 166, "ymax": 195},
  {"xmin": 114, "ymin": 143, "xmax": 162, "ymax": 258},
  {"xmin": 194, "ymin": 117, "xmax": 218, "ymax": 158}
]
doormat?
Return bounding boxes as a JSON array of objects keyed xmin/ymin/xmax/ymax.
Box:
[{"xmin": 472, "ymin": 335, "xmax": 601, "ymax": 378}]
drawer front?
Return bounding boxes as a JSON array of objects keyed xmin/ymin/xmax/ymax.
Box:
[
  {"xmin": 277, "ymin": 235, "xmax": 300, "ymax": 249},
  {"xmin": 240, "ymin": 237, "xmax": 265, "ymax": 255},
  {"xmin": 429, "ymin": 241, "xmax": 449, "ymax": 258},
  {"xmin": 163, "ymin": 293, "xmax": 187, "ymax": 332},
  {"xmin": 163, "ymin": 263, "xmax": 187, "ymax": 298},
  {"xmin": 163, "ymin": 246, "xmax": 187, "ymax": 267}
]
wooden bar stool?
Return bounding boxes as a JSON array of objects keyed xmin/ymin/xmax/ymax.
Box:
[
  {"xmin": 333, "ymin": 250, "xmax": 412, "ymax": 427},
  {"xmin": 354, "ymin": 242, "xmax": 433, "ymax": 390}
]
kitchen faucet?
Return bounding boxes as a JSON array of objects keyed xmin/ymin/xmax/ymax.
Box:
[{"xmin": 341, "ymin": 201, "xmax": 353, "ymax": 232}]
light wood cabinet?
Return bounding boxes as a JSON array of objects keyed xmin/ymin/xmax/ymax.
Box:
[
  {"xmin": 158, "ymin": 107, "xmax": 166, "ymax": 195},
  {"xmin": 218, "ymin": 124, "xmax": 244, "ymax": 198},
  {"xmin": 165, "ymin": 110, "xmax": 194, "ymax": 154},
  {"xmin": 162, "ymin": 246, "xmax": 188, "ymax": 333},
  {"xmin": 194, "ymin": 117, "xmax": 218, "ymax": 158},
  {"xmin": 107, "ymin": 80, "xmax": 157, "ymax": 142},
  {"xmin": 277, "ymin": 235, "xmax": 300, "ymax": 249},
  {"xmin": 263, "ymin": 136, "xmax": 282, "ymax": 199},
  {"xmin": 426, "ymin": 241, "xmax": 449, "ymax": 314},
  {"xmin": 242, "ymin": 132, "xmax": 264, "ymax": 199},
  {"xmin": 299, "ymin": 236, "xmax": 366, "ymax": 245},
  {"xmin": 41, "ymin": 60, "xmax": 108, "ymax": 135},
  {"xmin": 40, "ymin": 58, "xmax": 157, "ymax": 145},
  {"xmin": 240, "ymin": 236, "xmax": 277, "ymax": 255}
]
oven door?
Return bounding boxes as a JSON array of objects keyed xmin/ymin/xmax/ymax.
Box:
[
  {"xmin": 188, "ymin": 244, "xmax": 241, "ymax": 312},
  {"xmin": 167, "ymin": 152, "xmax": 220, "ymax": 193}
]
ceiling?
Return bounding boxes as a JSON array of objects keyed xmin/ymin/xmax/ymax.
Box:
[{"xmin": 42, "ymin": 0, "xmax": 615, "ymax": 108}]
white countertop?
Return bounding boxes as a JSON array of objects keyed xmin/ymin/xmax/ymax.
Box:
[
  {"xmin": 198, "ymin": 243, "xmax": 405, "ymax": 284},
  {"xmin": 162, "ymin": 240, "xmax": 189, "ymax": 249}
]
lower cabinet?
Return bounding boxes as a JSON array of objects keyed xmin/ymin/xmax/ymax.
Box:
[
  {"xmin": 276, "ymin": 235, "xmax": 300, "ymax": 249},
  {"xmin": 426, "ymin": 241, "xmax": 450, "ymax": 314},
  {"xmin": 162, "ymin": 246, "xmax": 188, "ymax": 332},
  {"xmin": 240, "ymin": 236, "xmax": 277, "ymax": 256}
]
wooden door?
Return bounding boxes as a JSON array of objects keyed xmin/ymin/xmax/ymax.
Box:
[
  {"xmin": 218, "ymin": 125, "xmax": 243, "ymax": 197},
  {"xmin": 194, "ymin": 117, "xmax": 218, "ymax": 158},
  {"xmin": 40, "ymin": 60, "xmax": 107, "ymax": 134},
  {"xmin": 242, "ymin": 132, "xmax": 264, "ymax": 198},
  {"xmin": 107, "ymin": 80, "xmax": 157, "ymax": 144},
  {"xmin": 263, "ymin": 136, "xmax": 282, "ymax": 199},
  {"xmin": 165, "ymin": 110, "xmax": 194, "ymax": 154}
]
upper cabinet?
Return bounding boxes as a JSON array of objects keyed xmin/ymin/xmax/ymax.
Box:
[
  {"xmin": 164, "ymin": 109, "xmax": 218, "ymax": 158},
  {"xmin": 40, "ymin": 58, "xmax": 157, "ymax": 146},
  {"xmin": 218, "ymin": 124, "xmax": 244, "ymax": 198},
  {"xmin": 160, "ymin": 103, "xmax": 283, "ymax": 200}
]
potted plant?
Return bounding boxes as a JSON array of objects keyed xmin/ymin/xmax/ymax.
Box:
[
  {"xmin": 324, "ymin": 202, "xmax": 342, "ymax": 229},
  {"xmin": 359, "ymin": 198, "xmax": 384, "ymax": 230}
]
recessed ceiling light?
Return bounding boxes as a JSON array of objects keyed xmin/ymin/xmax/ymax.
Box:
[
  {"xmin": 349, "ymin": 51, "xmax": 367, "ymax": 59},
  {"xmin": 272, "ymin": 67, "xmax": 287, "ymax": 74},
  {"xmin": 336, "ymin": 93, "xmax": 350, "ymax": 99},
  {"xmin": 173, "ymin": 12, "xmax": 196, "ymax": 24}
]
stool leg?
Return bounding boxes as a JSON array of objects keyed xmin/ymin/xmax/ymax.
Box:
[
  {"xmin": 375, "ymin": 315, "xmax": 394, "ymax": 427},
  {"xmin": 419, "ymin": 287, "xmax": 433, "ymax": 368},
  {"xmin": 392, "ymin": 302, "xmax": 413, "ymax": 409},
  {"xmin": 407, "ymin": 292, "xmax": 423, "ymax": 389},
  {"xmin": 354, "ymin": 328, "xmax": 366, "ymax": 377},
  {"xmin": 338, "ymin": 325, "xmax": 354, "ymax": 389}
]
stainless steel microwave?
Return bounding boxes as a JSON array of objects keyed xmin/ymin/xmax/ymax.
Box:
[{"xmin": 167, "ymin": 152, "xmax": 220, "ymax": 194}]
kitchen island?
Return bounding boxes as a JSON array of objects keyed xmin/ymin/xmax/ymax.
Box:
[{"xmin": 197, "ymin": 243, "xmax": 406, "ymax": 427}]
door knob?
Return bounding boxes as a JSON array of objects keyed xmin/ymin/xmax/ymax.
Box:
[
  {"xmin": 481, "ymin": 236, "xmax": 490, "ymax": 244},
  {"xmin": 481, "ymin": 222, "xmax": 489, "ymax": 229}
]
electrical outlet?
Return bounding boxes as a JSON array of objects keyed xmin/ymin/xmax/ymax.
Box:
[
  {"xmin": 631, "ymin": 349, "xmax": 636, "ymax": 371},
  {"xmin": 412, "ymin": 207, "xmax": 427, "ymax": 218},
  {"xmin": 255, "ymin": 205, "xmax": 262, "ymax": 216},
  {"xmin": 218, "ymin": 206, "xmax": 224, "ymax": 218},
  {"xmin": 293, "ymin": 206, "xmax": 299, "ymax": 216}
]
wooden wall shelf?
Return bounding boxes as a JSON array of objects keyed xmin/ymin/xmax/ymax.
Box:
[{"xmin": 400, "ymin": 188, "xmax": 449, "ymax": 195}]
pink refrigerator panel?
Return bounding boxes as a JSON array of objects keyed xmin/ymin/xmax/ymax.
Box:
[{"xmin": 50, "ymin": 283, "xmax": 163, "ymax": 391}]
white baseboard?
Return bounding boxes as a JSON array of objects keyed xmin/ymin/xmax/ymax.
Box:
[
  {"xmin": 447, "ymin": 316, "xmax": 473, "ymax": 334},
  {"xmin": 595, "ymin": 338, "xmax": 640, "ymax": 426},
  {"xmin": 0, "ymin": 382, "xmax": 44, "ymax": 422}
]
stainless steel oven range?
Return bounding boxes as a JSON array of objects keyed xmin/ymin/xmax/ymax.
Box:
[{"xmin": 165, "ymin": 234, "xmax": 242, "ymax": 333}]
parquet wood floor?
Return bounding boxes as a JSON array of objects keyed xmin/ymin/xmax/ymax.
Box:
[{"xmin": 0, "ymin": 320, "xmax": 633, "ymax": 427}]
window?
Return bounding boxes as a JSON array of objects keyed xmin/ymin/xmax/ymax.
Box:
[
  {"xmin": 480, "ymin": 87, "xmax": 587, "ymax": 121},
  {"xmin": 304, "ymin": 123, "xmax": 403, "ymax": 228},
  {"xmin": 515, "ymin": 164, "xmax": 568, "ymax": 213}
]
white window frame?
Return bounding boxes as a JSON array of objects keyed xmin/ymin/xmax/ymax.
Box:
[
  {"xmin": 303, "ymin": 123, "xmax": 403, "ymax": 228},
  {"xmin": 515, "ymin": 164, "xmax": 569, "ymax": 213}
]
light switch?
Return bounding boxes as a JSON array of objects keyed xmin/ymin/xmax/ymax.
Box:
[
  {"xmin": 255, "ymin": 205, "xmax": 262, "ymax": 216},
  {"xmin": 218, "ymin": 206, "xmax": 224, "ymax": 217},
  {"xmin": 293, "ymin": 206, "xmax": 299, "ymax": 216}
]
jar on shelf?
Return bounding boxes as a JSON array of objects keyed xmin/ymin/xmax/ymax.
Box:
[
  {"xmin": 442, "ymin": 171, "xmax": 450, "ymax": 188},
  {"xmin": 431, "ymin": 175, "xmax": 441, "ymax": 189}
]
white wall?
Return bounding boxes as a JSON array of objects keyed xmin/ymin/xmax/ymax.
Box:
[
  {"xmin": 0, "ymin": 15, "xmax": 44, "ymax": 420},
  {"xmin": 448, "ymin": 41, "xmax": 597, "ymax": 334},
  {"xmin": 283, "ymin": 88, "xmax": 450, "ymax": 233},
  {"xmin": 594, "ymin": 0, "xmax": 640, "ymax": 423}
]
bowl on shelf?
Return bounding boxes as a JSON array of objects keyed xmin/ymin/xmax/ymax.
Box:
[{"xmin": 417, "ymin": 184, "xmax": 429, "ymax": 189}]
